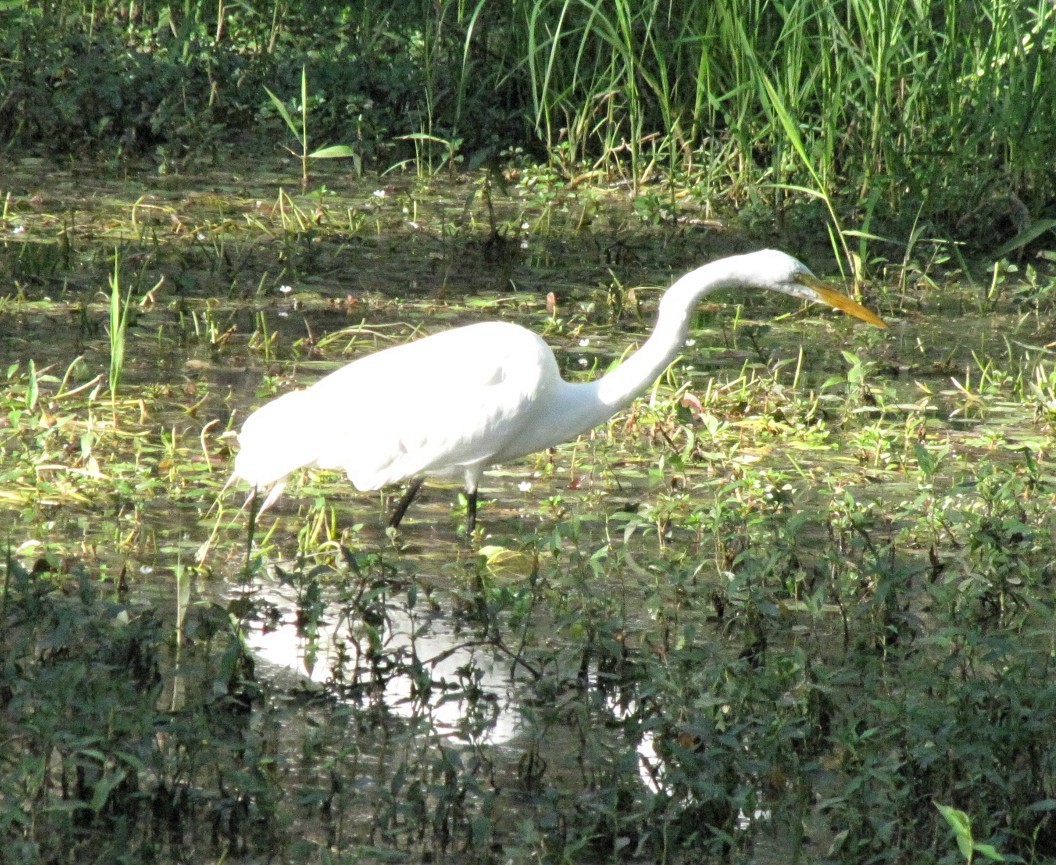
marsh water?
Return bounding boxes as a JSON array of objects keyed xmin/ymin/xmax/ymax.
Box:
[{"xmin": 4, "ymin": 163, "xmax": 1055, "ymax": 862}]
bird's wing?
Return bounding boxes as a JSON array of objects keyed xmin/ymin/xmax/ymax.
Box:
[{"xmin": 307, "ymin": 321, "xmax": 561, "ymax": 490}]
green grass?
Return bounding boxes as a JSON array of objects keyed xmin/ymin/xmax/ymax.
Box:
[
  {"xmin": 2, "ymin": 163, "xmax": 1056, "ymax": 861},
  {"xmin": 2, "ymin": 0, "xmax": 1055, "ymax": 259},
  {"xmin": 106, "ymin": 251, "xmax": 133, "ymax": 408},
  {"xmin": 264, "ymin": 65, "xmax": 359, "ymax": 187}
]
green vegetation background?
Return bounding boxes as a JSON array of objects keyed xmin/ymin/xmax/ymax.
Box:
[
  {"xmin": 3, "ymin": 0, "xmax": 1054, "ymax": 251},
  {"xmin": 5, "ymin": 2, "xmax": 1056, "ymax": 864}
]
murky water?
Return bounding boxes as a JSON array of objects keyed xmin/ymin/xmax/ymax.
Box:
[{"xmin": 5, "ymin": 163, "xmax": 1055, "ymax": 861}]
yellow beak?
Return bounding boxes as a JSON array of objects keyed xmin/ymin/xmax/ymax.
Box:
[{"xmin": 799, "ymin": 273, "xmax": 888, "ymax": 329}]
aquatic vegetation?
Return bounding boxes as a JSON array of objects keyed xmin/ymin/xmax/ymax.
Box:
[
  {"xmin": 264, "ymin": 65, "xmax": 359, "ymax": 187},
  {"xmin": 2, "ymin": 0, "xmax": 1056, "ymax": 857},
  {"xmin": 2, "ymin": 169, "xmax": 1056, "ymax": 862},
  {"xmin": 2, "ymin": 0, "xmax": 1056, "ymax": 259}
]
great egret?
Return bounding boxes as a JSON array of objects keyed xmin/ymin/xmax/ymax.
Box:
[{"xmin": 234, "ymin": 249, "xmax": 886, "ymax": 530}]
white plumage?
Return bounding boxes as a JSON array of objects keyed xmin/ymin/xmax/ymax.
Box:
[{"xmin": 233, "ymin": 249, "xmax": 886, "ymax": 529}]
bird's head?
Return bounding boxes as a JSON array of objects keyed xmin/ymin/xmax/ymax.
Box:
[{"xmin": 742, "ymin": 249, "xmax": 887, "ymax": 328}]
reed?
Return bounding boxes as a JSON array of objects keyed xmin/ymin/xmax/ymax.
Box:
[
  {"xmin": 5, "ymin": 0, "xmax": 1054, "ymax": 248},
  {"xmin": 264, "ymin": 65, "xmax": 358, "ymax": 187},
  {"xmin": 107, "ymin": 251, "xmax": 132, "ymax": 408},
  {"xmin": 510, "ymin": 0, "xmax": 1055, "ymax": 259}
]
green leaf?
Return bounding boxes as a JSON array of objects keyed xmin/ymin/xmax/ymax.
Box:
[
  {"xmin": 935, "ymin": 803, "xmax": 973, "ymax": 860},
  {"xmin": 397, "ymin": 132, "xmax": 454, "ymax": 146},
  {"xmin": 936, "ymin": 802, "xmax": 971, "ymax": 835},
  {"xmin": 991, "ymin": 218, "xmax": 1056, "ymax": 260},
  {"xmin": 308, "ymin": 144, "xmax": 356, "ymax": 159},
  {"xmin": 26, "ymin": 358, "xmax": 37, "ymax": 411},
  {"xmin": 264, "ymin": 86, "xmax": 300, "ymax": 139},
  {"xmin": 90, "ymin": 769, "xmax": 128, "ymax": 812},
  {"xmin": 973, "ymin": 842, "xmax": 1005, "ymax": 862}
]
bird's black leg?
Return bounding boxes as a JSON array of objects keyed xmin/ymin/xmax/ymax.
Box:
[
  {"xmin": 466, "ymin": 488, "xmax": 478, "ymax": 534},
  {"xmin": 389, "ymin": 477, "xmax": 425, "ymax": 528}
]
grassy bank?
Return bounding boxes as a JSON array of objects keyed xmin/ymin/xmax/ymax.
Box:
[{"xmin": 2, "ymin": 0, "xmax": 1054, "ymax": 258}]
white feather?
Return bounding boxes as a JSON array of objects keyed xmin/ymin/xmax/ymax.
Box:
[{"xmin": 232, "ymin": 250, "xmax": 885, "ymax": 524}]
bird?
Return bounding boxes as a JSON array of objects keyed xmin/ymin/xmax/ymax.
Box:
[{"xmin": 233, "ymin": 249, "xmax": 886, "ymax": 532}]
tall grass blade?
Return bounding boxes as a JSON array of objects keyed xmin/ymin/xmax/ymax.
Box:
[
  {"xmin": 108, "ymin": 251, "xmax": 133, "ymax": 405},
  {"xmin": 990, "ymin": 219, "xmax": 1056, "ymax": 260},
  {"xmin": 264, "ymin": 85, "xmax": 299, "ymax": 139}
]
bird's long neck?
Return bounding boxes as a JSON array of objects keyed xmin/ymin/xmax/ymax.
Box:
[{"xmin": 590, "ymin": 256, "xmax": 745, "ymax": 413}]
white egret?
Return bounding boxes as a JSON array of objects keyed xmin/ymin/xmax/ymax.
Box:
[{"xmin": 233, "ymin": 249, "xmax": 886, "ymax": 531}]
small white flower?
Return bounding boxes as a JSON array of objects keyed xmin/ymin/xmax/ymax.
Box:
[
  {"xmin": 518, "ymin": 481, "xmax": 533, "ymax": 492},
  {"xmin": 373, "ymin": 189, "xmax": 386, "ymax": 198},
  {"xmin": 578, "ymin": 357, "xmax": 589, "ymax": 367},
  {"xmin": 11, "ymin": 225, "xmax": 26, "ymax": 235},
  {"xmin": 278, "ymin": 284, "xmax": 293, "ymax": 295},
  {"xmin": 578, "ymin": 338, "xmax": 590, "ymax": 347},
  {"xmin": 684, "ymin": 338, "xmax": 696, "ymax": 347}
]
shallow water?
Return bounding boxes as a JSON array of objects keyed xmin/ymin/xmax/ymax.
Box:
[{"xmin": 4, "ymin": 162, "xmax": 1056, "ymax": 862}]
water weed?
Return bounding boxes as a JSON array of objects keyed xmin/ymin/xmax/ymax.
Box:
[
  {"xmin": 106, "ymin": 251, "xmax": 132, "ymax": 408},
  {"xmin": 264, "ymin": 65, "xmax": 359, "ymax": 187},
  {"xmin": 2, "ymin": 161, "xmax": 1056, "ymax": 863}
]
